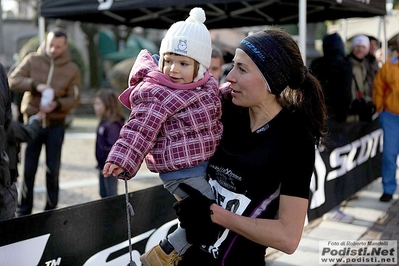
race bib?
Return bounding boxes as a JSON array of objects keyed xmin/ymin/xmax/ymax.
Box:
[
  {"xmin": 209, "ymin": 179, "xmax": 251, "ymax": 215},
  {"xmin": 206, "ymin": 179, "xmax": 251, "ymax": 257}
]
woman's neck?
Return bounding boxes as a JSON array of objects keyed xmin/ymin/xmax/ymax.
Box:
[{"xmin": 249, "ymin": 100, "xmax": 282, "ymax": 132}]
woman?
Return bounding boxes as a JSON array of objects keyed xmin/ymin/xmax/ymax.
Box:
[{"xmin": 173, "ymin": 28, "xmax": 327, "ymax": 266}]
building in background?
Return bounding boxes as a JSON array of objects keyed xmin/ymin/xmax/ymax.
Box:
[
  {"xmin": 1, "ymin": 0, "xmax": 36, "ymax": 68},
  {"xmin": 328, "ymin": 9, "xmax": 399, "ymax": 62}
]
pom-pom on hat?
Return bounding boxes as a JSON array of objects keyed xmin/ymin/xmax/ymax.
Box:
[
  {"xmin": 351, "ymin": 35, "xmax": 370, "ymax": 53},
  {"xmin": 159, "ymin": 7, "xmax": 212, "ymax": 81}
]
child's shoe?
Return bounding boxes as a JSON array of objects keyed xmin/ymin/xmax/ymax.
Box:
[{"xmin": 140, "ymin": 239, "xmax": 182, "ymax": 266}]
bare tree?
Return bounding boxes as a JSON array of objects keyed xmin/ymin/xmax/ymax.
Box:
[
  {"xmin": 80, "ymin": 23, "xmax": 101, "ymax": 89},
  {"xmin": 16, "ymin": 0, "xmax": 40, "ymax": 24}
]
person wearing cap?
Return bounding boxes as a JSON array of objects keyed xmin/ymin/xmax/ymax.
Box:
[
  {"xmin": 309, "ymin": 33, "xmax": 355, "ymax": 223},
  {"xmin": 372, "ymin": 40, "xmax": 399, "ymax": 203},
  {"xmin": 102, "ymin": 7, "xmax": 222, "ymax": 266},
  {"xmin": 348, "ymin": 34, "xmax": 376, "ymax": 122},
  {"xmin": 172, "ymin": 28, "xmax": 327, "ymax": 266},
  {"xmin": 310, "ymin": 32, "xmax": 353, "ymax": 123}
]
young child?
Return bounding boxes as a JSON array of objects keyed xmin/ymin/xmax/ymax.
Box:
[
  {"xmin": 94, "ymin": 89, "xmax": 125, "ymax": 198},
  {"xmin": 103, "ymin": 7, "xmax": 222, "ymax": 266}
]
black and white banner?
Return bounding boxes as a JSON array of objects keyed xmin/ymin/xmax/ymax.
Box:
[
  {"xmin": 308, "ymin": 119, "xmax": 382, "ymax": 220},
  {"xmin": 0, "ymin": 119, "xmax": 382, "ymax": 265},
  {"xmin": 0, "ymin": 187, "xmax": 177, "ymax": 266}
]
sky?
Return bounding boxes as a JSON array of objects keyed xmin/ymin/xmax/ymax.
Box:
[{"xmin": 1, "ymin": 0, "xmax": 17, "ymax": 12}]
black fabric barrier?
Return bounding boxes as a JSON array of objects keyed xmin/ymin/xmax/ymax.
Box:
[
  {"xmin": 0, "ymin": 186, "xmax": 177, "ymax": 265},
  {"xmin": 308, "ymin": 118, "xmax": 382, "ymax": 220},
  {"xmin": 0, "ymin": 119, "xmax": 382, "ymax": 265}
]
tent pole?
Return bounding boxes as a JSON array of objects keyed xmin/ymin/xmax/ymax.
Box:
[
  {"xmin": 299, "ymin": 0, "xmax": 307, "ymax": 65},
  {"xmin": 377, "ymin": 16, "xmax": 382, "ymax": 42},
  {"xmin": 38, "ymin": 1, "xmax": 45, "ymax": 44},
  {"xmin": 341, "ymin": 19, "xmax": 348, "ymax": 43},
  {"xmin": 39, "ymin": 17, "xmax": 45, "ymax": 44},
  {"xmin": 381, "ymin": 16, "xmax": 387, "ymax": 63}
]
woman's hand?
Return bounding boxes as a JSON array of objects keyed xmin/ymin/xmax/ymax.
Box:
[{"xmin": 173, "ymin": 183, "xmax": 221, "ymax": 245}]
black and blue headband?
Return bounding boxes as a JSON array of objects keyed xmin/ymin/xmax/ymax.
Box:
[{"xmin": 238, "ymin": 31, "xmax": 293, "ymax": 95}]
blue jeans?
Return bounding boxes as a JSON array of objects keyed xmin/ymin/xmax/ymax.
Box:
[
  {"xmin": 379, "ymin": 110, "xmax": 399, "ymax": 195},
  {"xmin": 99, "ymin": 171, "xmax": 118, "ymax": 198},
  {"xmin": 18, "ymin": 125, "xmax": 65, "ymax": 215}
]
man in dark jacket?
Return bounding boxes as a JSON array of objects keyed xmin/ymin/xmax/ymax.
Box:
[
  {"xmin": 6, "ymin": 115, "xmax": 41, "ymax": 183},
  {"xmin": 0, "ymin": 63, "xmax": 14, "ymax": 221},
  {"xmin": 309, "ymin": 33, "xmax": 355, "ymax": 223},
  {"xmin": 0, "ymin": 62, "xmax": 41, "ymax": 221},
  {"xmin": 310, "ymin": 33, "xmax": 353, "ymax": 123}
]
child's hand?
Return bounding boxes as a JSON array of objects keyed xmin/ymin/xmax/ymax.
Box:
[{"xmin": 103, "ymin": 163, "xmax": 124, "ymax": 177}]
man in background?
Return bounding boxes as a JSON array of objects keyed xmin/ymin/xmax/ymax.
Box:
[
  {"xmin": 9, "ymin": 27, "xmax": 81, "ymax": 216},
  {"xmin": 310, "ymin": 33, "xmax": 353, "ymax": 124},
  {"xmin": 365, "ymin": 36, "xmax": 380, "ymax": 92},
  {"xmin": 347, "ymin": 35, "xmax": 376, "ymax": 122},
  {"xmin": 310, "ymin": 33, "xmax": 354, "ymax": 223},
  {"xmin": 372, "ymin": 41, "xmax": 399, "ymax": 202},
  {"xmin": 0, "ymin": 63, "xmax": 14, "ymax": 221},
  {"xmin": 209, "ymin": 45, "xmax": 224, "ymax": 83}
]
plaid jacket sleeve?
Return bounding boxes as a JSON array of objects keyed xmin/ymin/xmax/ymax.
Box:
[{"xmin": 106, "ymin": 96, "xmax": 168, "ymax": 178}]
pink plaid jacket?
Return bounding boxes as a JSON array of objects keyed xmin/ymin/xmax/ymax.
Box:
[{"xmin": 106, "ymin": 50, "xmax": 223, "ymax": 178}]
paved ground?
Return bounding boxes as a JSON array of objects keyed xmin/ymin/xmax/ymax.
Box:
[
  {"xmin": 266, "ymin": 180, "xmax": 399, "ymax": 266},
  {"xmin": 16, "ymin": 114, "xmax": 399, "ymax": 265},
  {"xmin": 16, "ymin": 114, "xmax": 161, "ymax": 214}
]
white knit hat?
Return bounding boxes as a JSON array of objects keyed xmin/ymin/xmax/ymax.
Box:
[
  {"xmin": 351, "ymin": 35, "xmax": 370, "ymax": 53},
  {"xmin": 159, "ymin": 7, "xmax": 212, "ymax": 81}
]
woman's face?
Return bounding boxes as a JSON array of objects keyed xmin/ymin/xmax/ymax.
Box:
[
  {"xmin": 226, "ymin": 49, "xmax": 270, "ymax": 108},
  {"xmin": 352, "ymin": 45, "xmax": 368, "ymax": 60}
]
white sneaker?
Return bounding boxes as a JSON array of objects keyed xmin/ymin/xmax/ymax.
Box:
[{"xmin": 325, "ymin": 210, "xmax": 355, "ymax": 223}]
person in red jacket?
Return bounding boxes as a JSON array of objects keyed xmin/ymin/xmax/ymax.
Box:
[
  {"xmin": 372, "ymin": 53, "xmax": 399, "ymax": 202},
  {"xmin": 103, "ymin": 7, "xmax": 222, "ymax": 266}
]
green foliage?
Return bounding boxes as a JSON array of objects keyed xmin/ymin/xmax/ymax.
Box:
[
  {"xmin": 18, "ymin": 37, "xmax": 39, "ymax": 60},
  {"xmin": 314, "ymin": 22, "xmax": 327, "ymax": 40},
  {"xmin": 18, "ymin": 35, "xmax": 86, "ymax": 80},
  {"xmin": 107, "ymin": 57, "xmax": 136, "ymax": 93}
]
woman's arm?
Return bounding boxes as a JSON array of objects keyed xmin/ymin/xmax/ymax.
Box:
[{"xmin": 210, "ymin": 195, "xmax": 308, "ymax": 254}]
